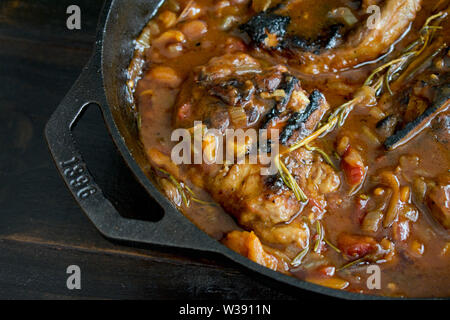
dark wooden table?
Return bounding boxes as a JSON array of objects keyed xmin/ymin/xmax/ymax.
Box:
[{"xmin": 0, "ymin": 0, "xmax": 327, "ymax": 300}]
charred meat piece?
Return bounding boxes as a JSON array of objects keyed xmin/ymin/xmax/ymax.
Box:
[
  {"xmin": 376, "ymin": 115, "xmax": 399, "ymax": 138},
  {"xmin": 174, "ymin": 53, "xmax": 263, "ymax": 130},
  {"xmin": 385, "ymin": 84, "xmax": 450, "ymax": 150},
  {"xmin": 278, "ymin": 74, "xmax": 300, "ymax": 109},
  {"xmin": 261, "ymin": 107, "xmax": 281, "ymax": 129},
  {"xmin": 175, "ymin": 53, "xmax": 312, "ymax": 132},
  {"xmin": 206, "ymin": 79, "xmax": 256, "ymax": 106},
  {"xmin": 279, "ymin": 90, "xmax": 327, "ymax": 145},
  {"xmin": 239, "ymin": 12, "xmax": 291, "ymax": 49},
  {"xmin": 174, "ymin": 76, "xmax": 233, "ymax": 131},
  {"xmin": 240, "ymin": 10, "xmax": 344, "ymax": 53},
  {"xmin": 260, "ymin": 73, "xmax": 300, "ymax": 128},
  {"xmin": 254, "ymin": 67, "xmax": 284, "ymax": 92},
  {"xmin": 287, "ymin": 24, "xmax": 344, "ymax": 54}
]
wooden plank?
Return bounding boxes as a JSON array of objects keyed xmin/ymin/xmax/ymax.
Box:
[
  {"xmin": 0, "ymin": 0, "xmax": 103, "ymax": 44},
  {"xmin": 0, "ymin": 239, "xmax": 303, "ymax": 300}
]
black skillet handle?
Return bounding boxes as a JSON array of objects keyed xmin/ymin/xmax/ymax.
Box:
[{"xmin": 45, "ymin": 55, "xmax": 217, "ymax": 252}]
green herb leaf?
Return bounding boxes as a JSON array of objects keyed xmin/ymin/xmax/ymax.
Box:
[{"xmin": 291, "ymin": 246, "xmax": 310, "ymax": 267}]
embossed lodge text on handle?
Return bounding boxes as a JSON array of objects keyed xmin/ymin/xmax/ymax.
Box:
[{"xmin": 60, "ymin": 156, "xmax": 97, "ymax": 200}]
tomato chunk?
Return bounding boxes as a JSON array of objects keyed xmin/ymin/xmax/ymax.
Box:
[
  {"xmin": 316, "ymin": 265, "xmax": 336, "ymax": 278},
  {"xmin": 341, "ymin": 147, "xmax": 366, "ymax": 185},
  {"xmin": 338, "ymin": 233, "xmax": 377, "ymax": 259},
  {"xmin": 223, "ymin": 231, "xmax": 279, "ymax": 271},
  {"xmin": 353, "ymin": 197, "xmax": 369, "ymax": 224},
  {"xmin": 176, "ymin": 102, "xmax": 192, "ymax": 121}
]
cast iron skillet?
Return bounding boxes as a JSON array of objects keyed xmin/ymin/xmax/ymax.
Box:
[{"xmin": 45, "ymin": 0, "xmax": 384, "ymax": 299}]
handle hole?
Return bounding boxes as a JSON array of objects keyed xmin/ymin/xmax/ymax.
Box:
[{"xmin": 72, "ymin": 104, "xmax": 164, "ymax": 222}]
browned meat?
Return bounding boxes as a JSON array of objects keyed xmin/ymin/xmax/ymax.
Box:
[
  {"xmin": 207, "ymin": 163, "xmax": 309, "ymax": 248},
  {"xmin": 174, "ymin": 53, "xmax": 263, "ymax": 130},
  {"xmin": 299, "ymin": 0, "xmax": 422, "ymax": 73},
  {"xmin": 204, "ymin": 147, "xmax": 339, "ymax": 250},
  {"xmin": 170, "ymin": 53, "xmax": 339, "ymax": 250},
  {"xmin": 426, "ymin": 182, "xmax": 450, "ymax": 229},
  {"xmin": 174, "ymin": 53, "xmax": 315, "ymax": 134},
  {"xmin": 241, "ymin": 0, "xmax": 422, "ymax": 74},
  {"xmin": 279, "ymin": 90, "xmax": 330, "ymax": 145},
  {"xmin": 184, "ymin": 53, "xmax": 330, "ymax": 143},
  {"xmin": 171, "ymin": 53, "xmax": 340, "ymax": 251}
]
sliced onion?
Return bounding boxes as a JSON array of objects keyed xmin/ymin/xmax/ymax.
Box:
[
  {"xmin": 381, "ymin": 172, "xmax": 401, "ymax": 227},
  {"xmin": 362, "ymin": 210, "xmax": 384, "ymax": 233},
  {"xmin": 329, "ymin": 7, "xmax": 358, "ymax": 27},
  {"xmin": 362, "ymin": 125, "xmax": 381, "ymax": 145},
  {"xmin": 252, "ymin": 0, "xmax": 272, "ymax": 12},
  {"xmin": 400, "ymin": 204, "xmax": 419, "ymax": 222},
  {"xmin": 306, "ymin": 277, "xmax": 349, "ymax": 290}
]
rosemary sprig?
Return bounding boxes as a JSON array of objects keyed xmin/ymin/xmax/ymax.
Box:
[
  {"xmin": 184, "ymin": 184, "xmax": 218, "ymax": 206},
  {"xmin": 359, "ymin": 194, "xmax": 370, "ymax": 200},
  {"xmin": 305, "ymin": 145, "xmax": 337, "ymax": 170},
  {"xmin": 157, "ymin": 168, "xmax": 190, "ymax": 206},
  {"xmin": 275, "ymin": 12, "xmax": 446, "ymax": 200},
  {"xmin": 156, "ymin": 168, "xmax": 216, "ymax": 207},
  {"xmin": 314, "ymin": 221, "xmax": 341, "ymax": 253},
  {"xmin": 337, "ymin": 257, "xmax": 367, "ymax": 272},
  {"xmin": 313, "ymin": 221, "xmax": 324, "ymax": 253},
  {"xmin": 291, "ymin": 246, "xmax": 310, "ymax": 267},
  {"xmin": 365, "ymin": 11, "xmax": 445, "ymax": 95},
  {"xmin": 274, "ymin": 155, "xmax": 308, "ymax": 202},
  {"xmin": 324, "ymin": 238, "xmax": 341, "ymax": 254}
]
